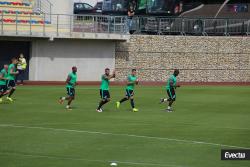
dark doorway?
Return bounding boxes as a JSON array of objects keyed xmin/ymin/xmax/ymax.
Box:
[{"xmin": 0, "ymin": 41, "xmax": 30, "ymax": 81}]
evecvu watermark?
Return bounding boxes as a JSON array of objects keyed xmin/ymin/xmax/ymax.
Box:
[{"xmin": 221, "ymin": 149, "xmax": 250, "ymax": 160}]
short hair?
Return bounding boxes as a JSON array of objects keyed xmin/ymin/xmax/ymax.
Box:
[
  {"xmin": 132, "ymin": 69, "xmax": 136, "ymax": 72},
  {"xmin": 105, "ymin": 68, "xmax": 110, "ymax": 71},
  {"xmin": 174, "ymin": 69, "xmax": 179, "ymax": 74},
  {"xmin": 11, "ymin": 57, "xmax": 17, "ymax": 61}
]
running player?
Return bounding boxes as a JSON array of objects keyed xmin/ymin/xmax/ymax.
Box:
[
  {"xmin": 96, "ymin": 68, "xmax": 115, "ymax": 112},
  {"xmin": 160, "ymin": 69, "xmax": 180, "ymax": 112},
  {"xmin": 0, "ymin": 65, "xmax": 10, "ymax": 103},
  {"xmin": 6, "ymin": 58, "xmax": 19, "ymax": 102},
  {"xmin": 59, "ymin": 66, "xmax": 78, "ymax": 110},
  {"xmin": 116, "ymin": 69, "xmax": 139, "ymax": 112}
]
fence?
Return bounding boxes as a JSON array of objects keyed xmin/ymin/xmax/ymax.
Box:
[
  {"xmin": 33, "ymin": 0, "xmax": 53, "ymax": 21},
  {"xmin": 0, "ymin": 14, "xmax": 127, "ymax": 38},
  {"xmin": 0, "ymin": 13, "xmax": 250, "ymax": 38},
  {"xmin": 135, "ymin": 17, "xmax": 250, "ymax": 36}
]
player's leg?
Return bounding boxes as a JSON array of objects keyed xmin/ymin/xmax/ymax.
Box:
[
  {"xmin": 66, "ymin": 88, "xmax": 75, "ymax": 110},
  {"xmin": 6, "ymin": 80, "xmax": 16, "ymax": 102},
  {"xmin": 59, "ymin": 87, "xmax": 70, "ymax": 104},
  {"xmin": 116, "ymin": 89, "xmax": 129, "ymax": 109},
  {"xmin": 0, "ymin": 86, "xmax": 4, "ymax": 103},
  {"xmin": 160, "ymin": 90, "xmax": 170, "ymax": 104},
  {"xmin": 97, "ymin": 90, "xmax": 110, "ymax": 112},
  {"xmin": 129, "ymin": 90, "xmax": 138, "ymax": 112},
  {"xmin": 0, "ymin": 85, "xmax": 9, "ymax": 102},
  {"xmin": 167, "ymin": 88, "xmax": 176, "ymax": 112},
  {"xmin": 160, "ymin": 89, "xmax": 172, "ymax": 103}
]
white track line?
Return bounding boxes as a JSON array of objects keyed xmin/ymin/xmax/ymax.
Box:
[
  {"xmin": 0, "ymin": 124, "xmax": 249, "ymax": 149},
  {"xmin": 0, "ymin": 152, "xmax": 185, "ymax": 167},
  {"xmin": 11, "ymin": 122, "xmax": 250, "ymax": 131}
]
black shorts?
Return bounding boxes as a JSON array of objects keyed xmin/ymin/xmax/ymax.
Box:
[
  {"xmin": 0, "ymin": 85, "xmax": 7, "ymax": 93},
  {"xmin": 7, "ymin": 80, "xmax": 16, "ymax": 88},
  {"xmin": 126, "ymin": 89, "xmax": 134, "ymax": 98},
  {"xmin": 100, "ymin": 89, "xmax": 110, "ymax": 99},
  {"xmin": 167, "ymin": 87, "xmax": 176, "ymax": 101},
  {"xmin": 67, "ymin": 87, "xmax": 75, "ymax": 97}
]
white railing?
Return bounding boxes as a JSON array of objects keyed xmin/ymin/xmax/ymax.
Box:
[
  {"xmin": 33, "ymin": 0, "xmax": 53, "ymax": 21},
  {"xmin": 0, "ymin": 14, "xmax": 128, "ymax": 38},
  {"xmin": 0, "ymin": 13, "xmax": 250, "ymax": 38}
]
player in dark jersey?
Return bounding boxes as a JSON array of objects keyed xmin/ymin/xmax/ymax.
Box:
[
  {"xmin": 59, "ymin": 66, "xmax": 77, "ymax": 110},
  {"xmin": 116, "ymin": 69, "xmax": 139, "ymax": 112},
  {"xmin": 0, "ymin": 65, "xmax": 10, "ymax": 103},
  {"xmin": 6, "ymin": 58, "xmax": 19, "ymax": 102},
  {"xmin": 160, "ymin": 69, "xmax": 180, "ymax": 112},
  {"xmin": 96, "ymin": 68, "xmax": 115, "ymax": 112}
]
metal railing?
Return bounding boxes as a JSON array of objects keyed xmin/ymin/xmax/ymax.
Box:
[
  {"xmin": 33, "ymin": 0, "xmax": 53, "ymax": 21},
  {"xmin": 0, "ymin": 13, "xmax": 250, "ymax": 38},
  {"xmin": 0, "ymin": 14, "xmax": 128, "ymax": 38},
  {"xmin": 134, "ymin": 16, "xmax": 250, "ymax": 36}
]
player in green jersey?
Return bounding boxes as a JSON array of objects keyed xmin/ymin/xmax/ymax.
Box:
[
  {"xmin": 160, "ymin": 69, "xmax": 180, "ymax": 112},
  {"xmin": 116, "ymin": 69, "xmax": 139, "ymax": 112},
  {"xmin": 0, "ymin": 65, "xmax": 10, "ymax": 103},
  {"xmin": 59, "ymin": 66, "xmax": 77, "ymax": 110},
  {"xmin": 6, "ymin": 58, "xmax": 19, "ymax": 102},
  {"xmin": 96, "ymin": 68, "xmax": 115, "ymax": 112}
]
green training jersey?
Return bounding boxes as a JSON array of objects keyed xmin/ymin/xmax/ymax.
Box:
[
  {"xmin": 166, "ymin": 74, "xmax": 177, "ymax": 90},
  {"xmin": 7, "ymin": 64, "xmax": 16, "ymax": 80},
  {"xmin": 0, "ymin": 68, "xmax": 7, "ymax": 85},
  {"xmin": 100, "ymin": 74, "xmax": 110, "ymax": 90},
  {"xmin": 66, "ymin": 72, "xmax": 77, "ymax": 88},
  {"xmin": 126, "ymin": 75, "xmax": 137, "ymax": 90}
]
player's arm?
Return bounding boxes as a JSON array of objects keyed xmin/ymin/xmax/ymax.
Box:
[
  {"xmin": 175, "ymin": 84, "xmax": 181, "ymax": 88},
  {"xmin": 0, "ymin": 72, "xmax": 6, "ymax": 80},
  {"xmin": 10, "ymin": 67, "xmax": 19, "ymax": 75},
  {"xmin": 135, "ymin": 78, "xmax": 139, "ymax": 85},
  {"xmin": 103, "ymin": 71, "xmax": 116, "ymax": 80},
  {"xmin": 169, "ymin": 79, "xmax": 180, "ymax": 89},
  {"xmin": 66, "ymin": 75, "xmax": 72, "ymax": 85}
]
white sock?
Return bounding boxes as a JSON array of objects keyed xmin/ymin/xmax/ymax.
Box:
[
  {"xmin": 66, "ymin": 105, "xmax": 70, "ymax": 109},
  {"xmin": 167, "ymin": 106, "xmax": 171, "ymax": 110},
  {"xmin": 62, "ymin": 97, "xmax": 66, "ymax": 100},
  {"xmin": 164, "ymin": 99, "xmax": 168, "ymax": 102}
]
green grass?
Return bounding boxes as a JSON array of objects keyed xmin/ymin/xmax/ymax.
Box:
[{"xmin": 0, "ymin": 85, "xmax": 250, "ymax": 167}]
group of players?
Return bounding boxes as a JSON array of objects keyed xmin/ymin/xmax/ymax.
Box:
[
  {"xmin": 59, "ymin": 67, "xmax": 180, "ymax": 112},
  {"xmin": 0, "ymin": 58, "xmax": 19, "ymax": 103},
  {"xmin": 0, "ymin": 58, "xmax": 180, "ymax": 112}
]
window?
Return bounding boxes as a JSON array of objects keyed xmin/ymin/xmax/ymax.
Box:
[{"xmin": 83, "ymin": 3, "xmax": 93, "ymax": 9}]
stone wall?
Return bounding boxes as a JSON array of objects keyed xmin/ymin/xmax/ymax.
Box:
[{"xmin": 115, "ymin": 35, "xmax": 250, "ymax": 82}]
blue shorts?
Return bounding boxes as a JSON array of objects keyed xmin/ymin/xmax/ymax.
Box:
[
  {"xmin": 126, "ymin": 89, "xmax": 134, "ymax": 98},
  {"xmin": 167, "ymin": 87, "xmax": 176, "ymax": 101},
  {"xmin": 100, "ymin": 89, "xmax": 110, "ymax": 99},
  {"xmin": 67, "ymin": 87, "xmax": 75, "ymax": 97},
  {"xmin": 0, "ymin": 85, "xmax": 7, "ymax": 93},
  {"xmin": 7, "ymin": 80, "xmax": 16, "ymax": 88}
]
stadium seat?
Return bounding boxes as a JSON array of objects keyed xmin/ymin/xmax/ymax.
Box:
[
  {"xmin": 0, "ymin": 0, "xmax": 52, "ymax": 33},
  {"xmin": 0, "ymin": 1, "xmax": 31, "ymax": 7}
]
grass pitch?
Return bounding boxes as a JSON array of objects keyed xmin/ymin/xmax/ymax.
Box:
[{"xmin": 0, "ymin": 85, "xmax": 249, "ymax": 167}]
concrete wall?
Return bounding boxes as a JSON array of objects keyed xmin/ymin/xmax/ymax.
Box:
[
  {"xmin": 29, "ymin": 39, "xmax": 115, "ymax": 81},
  {"xmin": 115, "ymin": 35, "xmax": 250, "ymax": 82}
]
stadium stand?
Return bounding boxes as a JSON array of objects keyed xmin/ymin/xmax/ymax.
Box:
[{"xmin": 0, "ymin": 0, "xmax": 52, "ymax": 33}]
